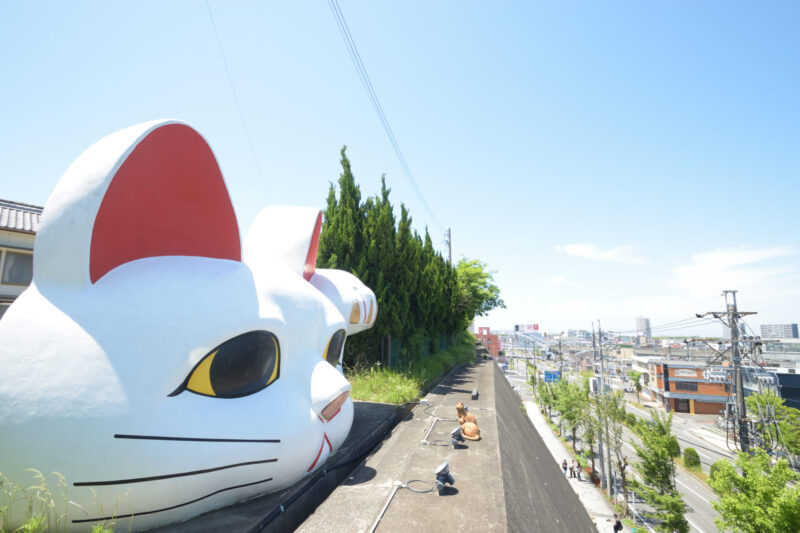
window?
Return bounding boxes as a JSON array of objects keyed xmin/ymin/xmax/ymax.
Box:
[
  {"xmin": 674, "ymin": 381, "xmax": 698, "ymax": 392},
  {"xmin": 0, "ymin": 303, "xmax": 9, "ymax": 320},
  {"xmin": 2, "ymin": 252, "xmax": 33, "ymax": 285}
]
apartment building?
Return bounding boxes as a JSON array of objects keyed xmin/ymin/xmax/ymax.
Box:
[{"xmin": 647, "ymin": 359, "xmax": 731, "ymax": 414}]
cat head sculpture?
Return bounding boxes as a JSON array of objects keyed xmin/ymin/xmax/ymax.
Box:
[{"xmin": 0, "ymin": 120, "xmax": 376, "ymax": 531}]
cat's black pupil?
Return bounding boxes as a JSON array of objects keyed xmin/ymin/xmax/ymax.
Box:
[
  {"xmin": 209, "ymin": 331, "xmax": 279, "ymax": 398},
  {"xmin": 326, "ymin": 330, "xmax": 346, "ymax": 366}
]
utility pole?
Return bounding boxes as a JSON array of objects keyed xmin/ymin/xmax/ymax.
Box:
[
  {"xmin": 445, "ymin": 228, "xmax": 452, "ymax": 265},
  {"xmin": 725, "ymin": 290, "xmax": 750, "ymax": 453},
  {"xmin": 697, "ymin": 290, "xmax": 757, "ymax": 453},
  {"xmin": 598, "ymin": 320, "xmax": 614, "ymax": 499},
  {"xmin": 592, "ymin": 324, "xmax": 607, "ymax": 491}
]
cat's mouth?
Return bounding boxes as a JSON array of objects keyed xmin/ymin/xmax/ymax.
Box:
[
  {"xmin": 307, "ymin": 391, "xmax": 349, "ymax": 472},
  {"xmin": 307, "ymin": 433, "xmax": 333, "ymax": 472}
]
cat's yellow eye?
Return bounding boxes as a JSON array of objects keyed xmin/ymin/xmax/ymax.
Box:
[
  {"xmin": 323, "ymin": 329, "xmax": 346, "ymax": 366},
  {"xmin": 170, "ymin": 331, "xmax": 280, "ymax": 398}
]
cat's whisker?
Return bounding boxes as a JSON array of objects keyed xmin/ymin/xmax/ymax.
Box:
[
  {"xmin": 74, "ymin": 457, "xmax": 278, "ymax": 487},
  {"xmin": 114, "ymin": 433, "xmax": 280, "ymax": 443}
]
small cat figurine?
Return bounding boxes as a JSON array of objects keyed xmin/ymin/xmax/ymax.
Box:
[
  {"xmin": 0, "ymin": 120, "xmax": 376, "ymax": 531},
  {"xmin": 456, "ymin": 402, "xmax": 480, "ymax": 440}
]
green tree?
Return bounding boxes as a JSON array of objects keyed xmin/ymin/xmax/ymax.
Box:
[
  {"xmin": 709, "ymin": 449, "xmax": 800, "ymax": 533},
  {"xmin": 630, "ymin": 410, "xmax": 688, "ymax": 532},
  {"xmin": 555, "ymin": 380, "xmax": 590, "ymax": 453},
  {"xmin": 318, "ymin": 146, "xmax": 363, "ymax": 272},
  {"xmin": 357, "ymin": 176, "xmax": 398, "ymax": 363},
  {"xmin": 455, "ymin": 259, "xmax": 505, "ymax": 330},
  {"xmin": 745, "ymin": 389, "xmax": 800, "ymax": 455},
  {"xmin": 538, "ymin": 383, "xmax": 556, "ymax": 421},
  {"xmin": 393, "ymin": 205, "xmax": 416, "ymax": 340},
  {"xmin": 627, "ymin": 369, "xmax": 643, "ymax": 399},
  {"xmin": 600, "ymin": 391, "xmax": 632, "ymax": 517}
]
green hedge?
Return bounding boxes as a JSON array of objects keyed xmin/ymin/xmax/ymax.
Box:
[{"xmin": 684, "ymin": 447, "xmax": 700, "ymax": 469}]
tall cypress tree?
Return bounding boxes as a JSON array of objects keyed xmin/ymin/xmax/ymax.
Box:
[
  {"xmin": 318, "ymin": 146, "xmax": 505, "ymax": 364},
  {"xmin": 394, "ymin": 205, "xmax": 415, "ymax": 341},
  {"xmin": 318, "ymin": 146, "xmax": 363, "ymax": 273}
]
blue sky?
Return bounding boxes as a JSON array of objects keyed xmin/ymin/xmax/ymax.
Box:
[{"xmin": 1, "ymin": 1, "xmax": 798, "ymax": 336}]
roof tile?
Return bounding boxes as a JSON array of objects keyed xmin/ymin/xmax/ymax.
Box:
[{"xmin": 0, "ymin": 199, "xmax": 43, "ymax": 234}]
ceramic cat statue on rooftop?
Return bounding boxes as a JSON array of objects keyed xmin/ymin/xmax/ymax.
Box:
[{"xmin": 0, "ymin": 120, "xmax": 376, "ymax": 531}]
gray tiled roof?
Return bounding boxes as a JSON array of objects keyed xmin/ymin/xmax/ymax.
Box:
[{"xmin": 0, "ymin": 199, "xmax": 43, "ymax": 234}]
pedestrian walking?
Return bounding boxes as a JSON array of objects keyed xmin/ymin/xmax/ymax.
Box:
[
  {"xmin": 562, "ymin": 459, "xmax": 568, "ymax": 476},
  {"xmin": 576, "ymin": 462, "xmax": 582, "ymax": 481},
  {"xmin": 569, "ymin": 460, "xmax": 575, "ymax": 478},
  {"xmin": 608, "ymin": 513, "xmax": 622, "ymax": 532}
]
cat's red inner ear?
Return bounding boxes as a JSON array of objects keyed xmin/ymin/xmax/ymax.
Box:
[
  {"xmin": 90, "ymin": 124, "xmax": 241, "ymax": 283},
  {"xmin": 303, "ymin": 211, "xmax": 322, "ymax": 281}
]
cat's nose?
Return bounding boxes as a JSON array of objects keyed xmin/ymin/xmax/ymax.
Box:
[
  {"xmin": 311, "ymin": 360, "xmax": 351, "ymax": 421},
  {"xmin": 321, "ymin": 391, "xmax": 349, "ymax": 422}
]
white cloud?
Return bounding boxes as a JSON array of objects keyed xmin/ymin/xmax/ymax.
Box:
[
  {"xmin": 554, "ymin": 244, "xmax": 650, "ymax": 265},
  {"xmin": 482, "ymin": 245, "xmax": 799, "ymax": 336},
  {"xmin": 670, "ymin": 245, "xmax": 797, "ymax": 296}
]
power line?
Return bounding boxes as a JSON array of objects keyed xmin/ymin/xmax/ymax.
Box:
[
  {"xmin": 205, "ymin": 0, "xmax": 268, "ymax": 200},
  {"xmin": 327, "ymin": 0, "xmax": 443, "ymax": 232},
  {"xmin": 605, "ymin": 316, "xmax": 718, "ymax": 336}
]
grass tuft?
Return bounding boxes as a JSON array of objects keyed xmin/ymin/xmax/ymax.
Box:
[{"xmin": 346, "ymin": 331, "xmax": 475, "ymax": 404}]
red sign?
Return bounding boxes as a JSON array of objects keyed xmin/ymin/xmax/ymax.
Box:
[{"xmin": 533, "ymin": 324, "xmax": 539, "ymax": 330}]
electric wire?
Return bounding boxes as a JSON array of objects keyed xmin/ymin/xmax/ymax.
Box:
[
  {"xmin": 604, "ymin": 316, "xmax": 718, "ymax": 336},
  {"xmin": 327, "ymin": 0, "xmax": 443, "ymax": 232},
  {"xmin": 205, "ymin": 0, "xmax": 268, "ymax": 200}
]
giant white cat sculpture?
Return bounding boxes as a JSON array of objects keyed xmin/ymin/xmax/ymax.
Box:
[{"xmin": 0, "ymin": 120, "xmax": 376, "ymax": 531}]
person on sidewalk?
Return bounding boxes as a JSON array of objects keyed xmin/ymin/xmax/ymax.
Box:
[
  {"xmin": 576, "ymin": 462, "xmax": 582, "ymax": 481},
  {"xmin": 562, "ymin": 459, "xmax": 568, "ymax": 476},
  {"xmin": 569, "ymin": 460, "xmax": 575, "ymax": 478},
  {"xmin": 607, "ymin": 514, "xmax": 622, "ymax": 532}
]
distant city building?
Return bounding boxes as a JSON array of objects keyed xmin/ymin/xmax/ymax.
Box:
[
  {"xmin": 760, "ymin": 323, "xmax": 799, "ymax": 339},
  {"xmin": 636, "ymin": 317, "xmax": 652, "ymax": 339},
  {"xmin": 0, "ymin": 199, "xmax": 42, "ymax": 319}
]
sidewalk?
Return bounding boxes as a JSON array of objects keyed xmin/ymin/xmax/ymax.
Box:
[
  {"xmin": 686, "ymin": 427, "xmax": 731, "ymax": 451},
  {"xmin": 524, "ymin": 399, "xmax": 619, "ymax": 528}
]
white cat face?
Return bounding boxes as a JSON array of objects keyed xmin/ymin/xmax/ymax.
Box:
[{"xmin": 0, "ymin": 121, "xmax": 376, "ymax": 531}]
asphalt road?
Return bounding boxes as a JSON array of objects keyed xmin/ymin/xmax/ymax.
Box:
[
  {"xmin": 616, "ymin": 415, "xmax": 722, "ymax": 533},
  {"xmin": 625, "ymin": 401, "xmax": 734, "ymax": 474}
]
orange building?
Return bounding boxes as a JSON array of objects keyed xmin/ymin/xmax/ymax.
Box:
[
  {"xmin": 476, "ymin": 326, "xmax": 501, "ymax": 358},
  {"xmin": 647, "ymin": 360, "xmax": 732, "ymax": 415}
]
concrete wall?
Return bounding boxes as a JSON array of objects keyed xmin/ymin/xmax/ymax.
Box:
[{"xmin": 493, "ymin": 364, "xmax": 596, "ymax": 532}]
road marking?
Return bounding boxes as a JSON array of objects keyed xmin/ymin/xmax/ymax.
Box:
[
  {"xmin": 686, "ymin": 516, "xmax": 707, "ymax": 533},
  {"xmin": 675, "ymin": 477, "xmax": 710, "ymax": 504}
]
